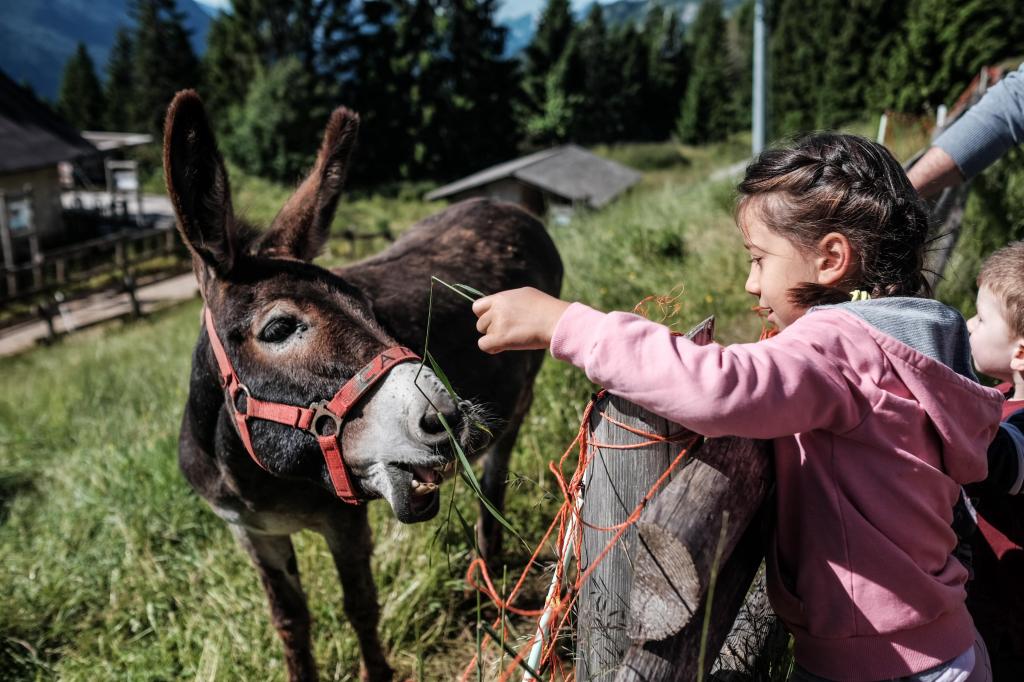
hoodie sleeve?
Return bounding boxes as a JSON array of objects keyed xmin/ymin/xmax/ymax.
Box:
[
  {"xmin": 550, "ymin": 303, "xmax": 866, "ymax": 439},
  {"xmin": 966, "ymin": 408, "xmax": 1024, "ymax": 497}
]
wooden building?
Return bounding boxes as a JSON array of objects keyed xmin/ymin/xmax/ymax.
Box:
[
  {"xmin": 425, "ymin": 145, "xmax": 642, "ymax": 220},
  {"xmin": 0, "ymin": 70, "xmax": 96, "ymax": 266}
]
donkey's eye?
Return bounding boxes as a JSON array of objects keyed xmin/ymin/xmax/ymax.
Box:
[{"xmin": 259, "ymin": 317, "xmax": 302, "ymax": 343}]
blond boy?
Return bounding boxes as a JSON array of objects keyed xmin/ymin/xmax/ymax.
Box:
[{"xmin": 964, "ymin": 240, "xmax": 1024, "ymax": 678}]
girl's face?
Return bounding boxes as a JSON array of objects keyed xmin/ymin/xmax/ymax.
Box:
[{"xmin": 740, "ymin": 203, "xmax": 822, "ymax": 330}]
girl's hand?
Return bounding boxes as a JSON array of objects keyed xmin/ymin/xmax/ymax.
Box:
[{"xmin": 473, "ymin": 287, "xmax": 571, "ymax": 354}]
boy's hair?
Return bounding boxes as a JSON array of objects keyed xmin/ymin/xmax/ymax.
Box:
[
  {"xmin": 737, "ymin": 133, "xmax": 931, "ymax": 307},
  {"xmin": 978, "ymin": 241, "xmax": 1024, "ymax": 338}
]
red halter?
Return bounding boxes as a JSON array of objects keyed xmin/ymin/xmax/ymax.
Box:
[{"xmin": 203, "ymin": 307, "xmax": 420, "ymax": 504}]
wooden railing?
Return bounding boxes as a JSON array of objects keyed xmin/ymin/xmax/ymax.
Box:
[{"xmin": 0, "ymin": 225, "xmax": 190, "ymax": 334}]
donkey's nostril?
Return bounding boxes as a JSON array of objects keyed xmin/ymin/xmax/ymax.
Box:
[{"xmin": 420, "ymin": 402, "xmax": 462, "ymax": 438}]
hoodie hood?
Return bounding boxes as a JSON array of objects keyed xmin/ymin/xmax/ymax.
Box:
[
  {"xmin": 815, "ymin": 297, "xmax": 977, "ymax": 380},
  {"xmin": 813, "ymin": 299, "xmax": 998, "ymax": 485}
]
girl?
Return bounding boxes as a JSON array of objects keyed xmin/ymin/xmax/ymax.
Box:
[{"xmin": 473, "ymin": 133, "xmax": 1002, "ymax": 682}]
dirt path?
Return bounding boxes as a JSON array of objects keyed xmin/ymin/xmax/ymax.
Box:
[{"xmin": 0, "ymin": 272, "xmax": 198, "ymax": 358}]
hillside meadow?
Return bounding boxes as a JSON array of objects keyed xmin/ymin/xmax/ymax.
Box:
[{"xmin": 1, "ymin": 129, "xmax": 1017, "ymax": 680}]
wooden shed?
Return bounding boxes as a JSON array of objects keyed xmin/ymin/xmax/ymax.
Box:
[
  {"xmin": 425, "ymin": 145, "xmax": 642, "ymax": 220},
  {"xmin": 0, "ymin": 70, "xmax": 96, "ymax": 264}
]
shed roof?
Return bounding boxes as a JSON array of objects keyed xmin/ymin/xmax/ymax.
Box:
[
  {"xmin": 81, "ymin": 131, "xmax": 154, "ymax": 152},
  {"xmin": 426, "ymin": 145, "xmax": 642, "ymax": 208},
  {"xmin": 0, "ymin": 70, "xmax": 97, "ymax": 175}
]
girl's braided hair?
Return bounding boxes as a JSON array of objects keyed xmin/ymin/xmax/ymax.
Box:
[{"xmin": 737, "ymin": 132, "xmax": 931, "ymax": 307}]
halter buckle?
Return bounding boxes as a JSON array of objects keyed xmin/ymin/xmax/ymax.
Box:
[
  {"xmin": 308, "ymin": 400, "xmax": 342, "ymax": 438},
  {"xmin": 230, "ymin": 383, "xmax": 251, "ymax": 415}
]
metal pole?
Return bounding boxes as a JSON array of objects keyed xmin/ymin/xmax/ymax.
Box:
[{"xmin": 752, "ymin": 0, "xmax": 767, "ymax": 155}]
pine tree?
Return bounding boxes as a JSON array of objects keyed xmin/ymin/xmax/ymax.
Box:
[
  {"xmin": 817, "ymin": 0, "xmax": 909, "ymax": 126},
  {"xmin": 105, "ymin": 28, "xmax": 135, "ymax": 131},
  {"xmin": 522, "ymin": 0, "xmax": 573, "ymax": 112},
  {"xmin": 394, "ymin": 0, "xmax": 445, "ymax": 177},
  {"xmin": 431, "ymin": 0, "xmax": 520, "ymax": 178},
  {"xmin": 645, "ymin": 7, "xmax": 689, "ymax": 141},
  {"xmin": 676, "ymin": 0, "xmax": 732, "ymax": 144},
  {"xmin": 130, "ymin": 0, "xmax": 201, "ymax": 136},
  {"xmin": 203, "ymin": 0, "xmax": 348, "ymax": 123},
  {"xmin": 571, "ymin": 4, "xmax": 620, "ymax": 144},
  {"xmin": 57, "ymin": 43, "xmax": 106, "ymax": 131},
  {"xmin": 769, "ymin": 0, "xmax": 843, "ymax": 135},
  {"xmin": 526, "ymin": 31, "xmax": 585, "ymax": 145},
  {"xmin": 222, "ymin": 57, "xmax": 329, "ymax": 182},
  {"xmin": 614, "ymin": 24, "xmax": 650, "ymax": 141},
  {"xmin": 877, "ymin": 0, "xmax": 1024, "ymax": 113},
  {"xmin": 727, "ymin": 0, "xmax": 753, "ymax": 133},
  {"xmin": 350, "ymin": 0, "xmax": 414, "ymax": 183}
]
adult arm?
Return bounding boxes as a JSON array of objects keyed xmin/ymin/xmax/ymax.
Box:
[
  {"xmin": 911, "ymin": 64, "xmax": 1024, "ymax": 198},
  {"xmin": 907, "ymin": 146, "xmax": 964, "ymax": 199}
]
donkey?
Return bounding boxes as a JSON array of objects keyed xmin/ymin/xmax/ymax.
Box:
[{"xmin": 165, "ymin": 90, "xmax": 562, "ymax": 681}]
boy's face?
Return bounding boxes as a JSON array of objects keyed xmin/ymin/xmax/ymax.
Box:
[{"xmin": 967, "ymin": 284, "xmax": 1024, "ymax": 381}]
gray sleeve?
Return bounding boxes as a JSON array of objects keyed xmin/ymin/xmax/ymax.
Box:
[{"xmin": 934, "ymin": 63, "xmax": 1024, "ymax": 180}]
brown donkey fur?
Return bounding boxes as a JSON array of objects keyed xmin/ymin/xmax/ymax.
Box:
[{"xmin": 166, "ymin": 90, "xmax": 562, "ymax": 681}]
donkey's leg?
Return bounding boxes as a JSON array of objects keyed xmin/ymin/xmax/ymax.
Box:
[
  {"xmin": 231, "ymin": 526, "xmax": 318, "ymax": 682},
  {"xmin": 320, "ymin": 507, "xmax": 393, "ymax": 682},
  {"xmin": 477, "ymin": 387, "xmax": 535, "ymax": 560}
]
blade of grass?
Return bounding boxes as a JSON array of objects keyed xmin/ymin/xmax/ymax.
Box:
[
  {"xmin": 425, "ymin": 350, "xmax": 462, "ymax": 402},
  {"xmin": 431, "ymin": 275, "xmax": 477, "ymax": 303},
  {"xmin": 453, "ymin": 282, "xmax": 486, "ymax": 298},
  {"xmin": 479, "ymin": 622, "xmax": 543, "ymax": 680},
  {"xmin": 438, "ymin": 411, "xmax": 525, "ymax": 546},
  {"xmin": 697, "ymin": 510, "xmax": 730, "ymax": 682},
  {"xmin": 452, "ymin": 500, "xmax": 480, "ymax": 555}
]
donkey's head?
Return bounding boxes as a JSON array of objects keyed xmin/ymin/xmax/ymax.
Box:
[{"xmin": 165, "ymin": 90, "xmax": 472, "ymax": 522}]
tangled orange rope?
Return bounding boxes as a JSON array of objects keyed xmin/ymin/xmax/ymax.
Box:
[
  {"xmin": 460, "ymin": 393, "xmax": 700, "ymax": 681},
  {"xmin": 459, "ymin": 306, "xmax": 778, "ymax": 681}
]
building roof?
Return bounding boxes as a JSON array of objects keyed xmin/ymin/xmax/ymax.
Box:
[
  {"xmin": 81, "ymin": 131, "xmax": 154, "ymax": 152},
  {"xmin": 0, "ymin": 70, "xmax": 97, "ymax": 175},
  {"xmin": 426, "ymin": 144, "xmax": 643, "ymax": 208}
]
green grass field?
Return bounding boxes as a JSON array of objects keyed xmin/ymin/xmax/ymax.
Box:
[{"xmin": 1, "ymin": 128, "xmax": 1012, "ymax": 680}]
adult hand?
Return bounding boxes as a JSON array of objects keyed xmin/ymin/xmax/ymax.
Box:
[
  {"xmin": 472, "ymin": 287, "xmax": 571, "ymax": 354},
  {"xmin": 907, "ymin": 146, "xmax": 965, "ymax": 199}
]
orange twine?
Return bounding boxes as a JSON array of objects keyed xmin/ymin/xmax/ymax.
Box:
[
  {"xmin": 460, "ymin": 307, "xmax": 777, "ymax": 680},
  {"xmin": 461, "ymin": 392, "xmax": 700, "ymax": 681}
]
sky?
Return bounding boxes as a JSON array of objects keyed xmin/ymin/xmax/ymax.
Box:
[{"xmin": 194, "ymin": 0, "xmax": 600, "ymax": 23}]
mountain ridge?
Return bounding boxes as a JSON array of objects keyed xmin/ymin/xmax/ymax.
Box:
[{"xmin": 0, "ymin": 0, "xmax": 210, "ymax": 102}]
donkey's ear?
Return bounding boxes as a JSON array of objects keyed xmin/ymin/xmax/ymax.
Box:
[
  {"xmin": 163, "ymin": 90, "xmax": 236, "ymax": 275},
  {"xmin": 262, "ymin": 107, "xmax": 359, "ymax": 261}
]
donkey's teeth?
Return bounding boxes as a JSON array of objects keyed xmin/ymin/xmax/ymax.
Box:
[{"xmin": 410, "ymin": 481, "xmax": 438, "ymax": 496}]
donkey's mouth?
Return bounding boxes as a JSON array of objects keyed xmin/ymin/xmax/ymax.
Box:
[{"xmin": 385, "ymin": 462, "xmax": 453, "ymax": 522}]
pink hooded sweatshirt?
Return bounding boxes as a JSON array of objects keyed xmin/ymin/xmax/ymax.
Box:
[{"xmin": 550, "ymin": 300, "xmax": 1003, "ymax": 681}]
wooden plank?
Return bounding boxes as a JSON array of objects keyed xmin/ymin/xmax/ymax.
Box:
[
  {"xmin": 577, "ymin": 392, "xmax": 676, "ymax": 680},
  {"xmin": 616, "ymin": 500, "xmax": 774, "ymax": 682},
  {"xmin": 626, "ymin": 436, "xmax": 772, "ymax": 642},
  {"xmin": 576, "ymin": 317, "xmax": 714, "ymax": 680}
]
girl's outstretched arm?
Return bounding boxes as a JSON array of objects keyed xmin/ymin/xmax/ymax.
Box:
[
  {"xmin": 548, "ymin": 302, "xmax": 868, "ymax": 439},
  {"xmin": 474, "ymin": 291, "xmax": 866, "ymax": 439}
]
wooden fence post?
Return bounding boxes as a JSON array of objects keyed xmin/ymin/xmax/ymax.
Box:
[
  {"xmin": 576, "ymin": 317, "xmax": 780, "ymax": 682},
  {"xmin": 577, "ymin": 318, "xmax": 714, "ymax": 679},
  {"xmin": 615, "ymin": 436, "xmax": 774, "ymax": 681},
  {"xmin": 577, "ymin": 393, "xmax": 677, "ymax": 680}
]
